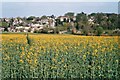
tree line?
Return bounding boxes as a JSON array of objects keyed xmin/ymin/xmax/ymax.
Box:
[{"xmin": 0, "ymin": 12, "xmax": 120, "ymax": 36}]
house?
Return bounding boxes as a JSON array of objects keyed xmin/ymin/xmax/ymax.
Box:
[
  {"xmin": 58, "ymin": 16, "xmax": 68, "ymax": 22},
  {"xmin": 8, "ymin": 26, "xmax": 16, "ymax": 32},
  {"xmin": 5, "ymin": 18, "xmax": 10, "ymax": 22},
  {"xmin": 58, "ymin": 16, "xmax": 76, "ymax": 22},
  {"xmin": 59, "ymin": 30, "xmax": 67, "ymax": 34},
  {"xmin": 48, "ymin": 19, "xmax": 56, "ymax": 28},
  {"xmin": 31, "ymin": 23, "xmax": 41, "ymax": 27},
  {"xmin": 0, "ymin": 27, "xmax": 5, "ymax": 32},
  {"xmin": 88, "ymin": 19, "xmax": 94, "ymax": 24},
  {"xmin": 31, "ymin": 28, "xmax": 35, "ymax": 33},
  {"xmin": 23, "ymin": 27, "xmax": 31, "ymax": 32},
  {"xmin": 40, "ymin": 16, "xmax": 56, "ymax": 28},
  {"xmin": 40, "ymin": 19, "xmax": 49, "ymax": 25},
  {"xmin": 16, "ymin": 26, "xmax": 24, "ymax": 32},
  {"xmin": 30, "ymin": 23, "xmax": 44, "ymax": 32},
  {"xmin": 18, "ymin": 19, "xmax": 23, "ymax": 23},
  {"xmin": 16, "ymin": 26, "xmax": 24, "ymax": 29}
]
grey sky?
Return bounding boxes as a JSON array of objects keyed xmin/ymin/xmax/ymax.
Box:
[
  {"xmin": 2, "ymin": 2, "xmax": 118, "ymax": 18},
  {"xmin": 2, "ymin": 0, "xmax": 119, "ymax": 2}
]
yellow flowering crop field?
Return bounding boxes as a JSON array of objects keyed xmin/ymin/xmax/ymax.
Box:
[{"xmin": 1, "ymin": 34, "xmax": 120, "ymax": 79}]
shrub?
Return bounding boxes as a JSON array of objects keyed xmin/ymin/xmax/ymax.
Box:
[
  {"xmin": 112, "ymin": 29, "xmax": 120, "ymax": 36},
  {"xmin": 96, "ymin": 26, "xmax": 103, "ymax": 36},
  {"xmin": 72, "ymin": 28, "xmax": 77, "ymax": 34}
]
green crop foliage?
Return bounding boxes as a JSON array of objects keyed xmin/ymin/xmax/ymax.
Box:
[{"xmin": 1, "ymin": 34, "xmax": 120, "ymax": 79}]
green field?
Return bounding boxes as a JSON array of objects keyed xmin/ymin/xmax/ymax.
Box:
[{"xmin": 1, "ymin": 34, "xmax": 120, "ymax": 79}]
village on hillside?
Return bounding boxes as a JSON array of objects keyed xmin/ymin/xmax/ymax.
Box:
[{"xmin": 0, "ymin": 12, "xmax": 120, "ymax": 36}]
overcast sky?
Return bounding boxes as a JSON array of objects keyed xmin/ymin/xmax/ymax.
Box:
[
  {"xmin": 1, "ymin": 0, "xmax": 119, "ymax": 2},
  {"xmin": 1, "ymin": 2, "xmax": 119, "ymax": 18}
]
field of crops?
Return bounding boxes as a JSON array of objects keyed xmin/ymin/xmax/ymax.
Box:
[{"xmin": 1, "ymin": 34, "xmax": 120, "ymax": 79}]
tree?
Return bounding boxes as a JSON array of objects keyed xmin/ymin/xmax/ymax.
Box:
[
  {"xmin": 94, "ymin": 13, "xmax": 106, "ymax": 24},
  {"xmin": 0, "ymin": 22, "xmax": 9, "ymax": 27},
  {"xmin": 118, "ymin": 14, "xmax": 120, "ymax": 29},
  {"xmin": 107, "ymin": 14, "xmax": 118, "ymax": 30},
  {"xmin": 4, "ymin": 27, "xmax": 8, "ymax": 32},
  {"xmin": 1, "ymin": 22, "xmax": 9, "ymax": 32},
  {"xmin": 51, "ymin": 15, "xmax": 55, "ymax": 18},
  {"xmin": 72, "ymin": 28, "xmax": 77, "ymax": 34},
  {"xmin": 96, "ymin": 26, "xmax": 103, "ymax": 36},
  {"xmin": 83, "ymin": 26, "xmax": 90, "ymax": 36},
  {"xmin": 76, "ymin": 12, "xmax": 87, "ymax": 23},
  {"xmin": 65, "ymin": 12, "xmax": 74, "ymax": 17},
  {"xmin": 41, "ymin": 15, "xmax": 47, "ymax": 19},
  {"xmin": 63, "ymin": 23, "xmax": 70, "ymax": 28},
  {"xmin": 76, "ymin": 12, "xmax": 88, "ymax": 32},
  {"xmin": 76, "ymin": 13, "xmax": 82, "ymax": 22},
  {"xmin": 27, "ymin": 16, "xmax": 35, "ymax": 20},
  {"xmin": 75, "ymin": 22, "xmax": 80, "ymax": 30}
]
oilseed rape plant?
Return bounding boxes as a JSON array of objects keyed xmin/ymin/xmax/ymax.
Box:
[{"xmin": 1, "ymin": 34, "xmax": 120, "ymax": 79}]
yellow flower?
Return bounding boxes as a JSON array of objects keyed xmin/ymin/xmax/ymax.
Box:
[
  {"xmin": 27, "ymin": 55, "xmax": 30, "ymax": 59},
  {"xmin": 61, "ymin": 58, "xmax": 64, "ymax": 63},
  {"xmin": 116, "ymin": 60, "xmax": 118, "ymax": 63},
  {"xmin": 83, "ymin": 55, "xmax": 86, "ymax": 60},
  {"xmin": 52, "ymin": 58, "xmax": 56, "ymax": 62},
  {"xmin": 95, "ymin": 49, "xmax": 98, "ymax": 53},
  {"xmin": 98, "ymin": 66, "xmax": 101, "ymax": 70},
  {"xmin": 34, "ymin": 59, "xmax": 38, "ymax": 65},
  {"xmin": 19, "ymin": 59, "xmax": 24, "ymax": 63},
  {"xmin": 27, "ymin": 59, "xmax": 32, "ymax": 64},
  {"xmin": 22, "ymin": 47, "xmax": 24, "ymax": 51}
]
